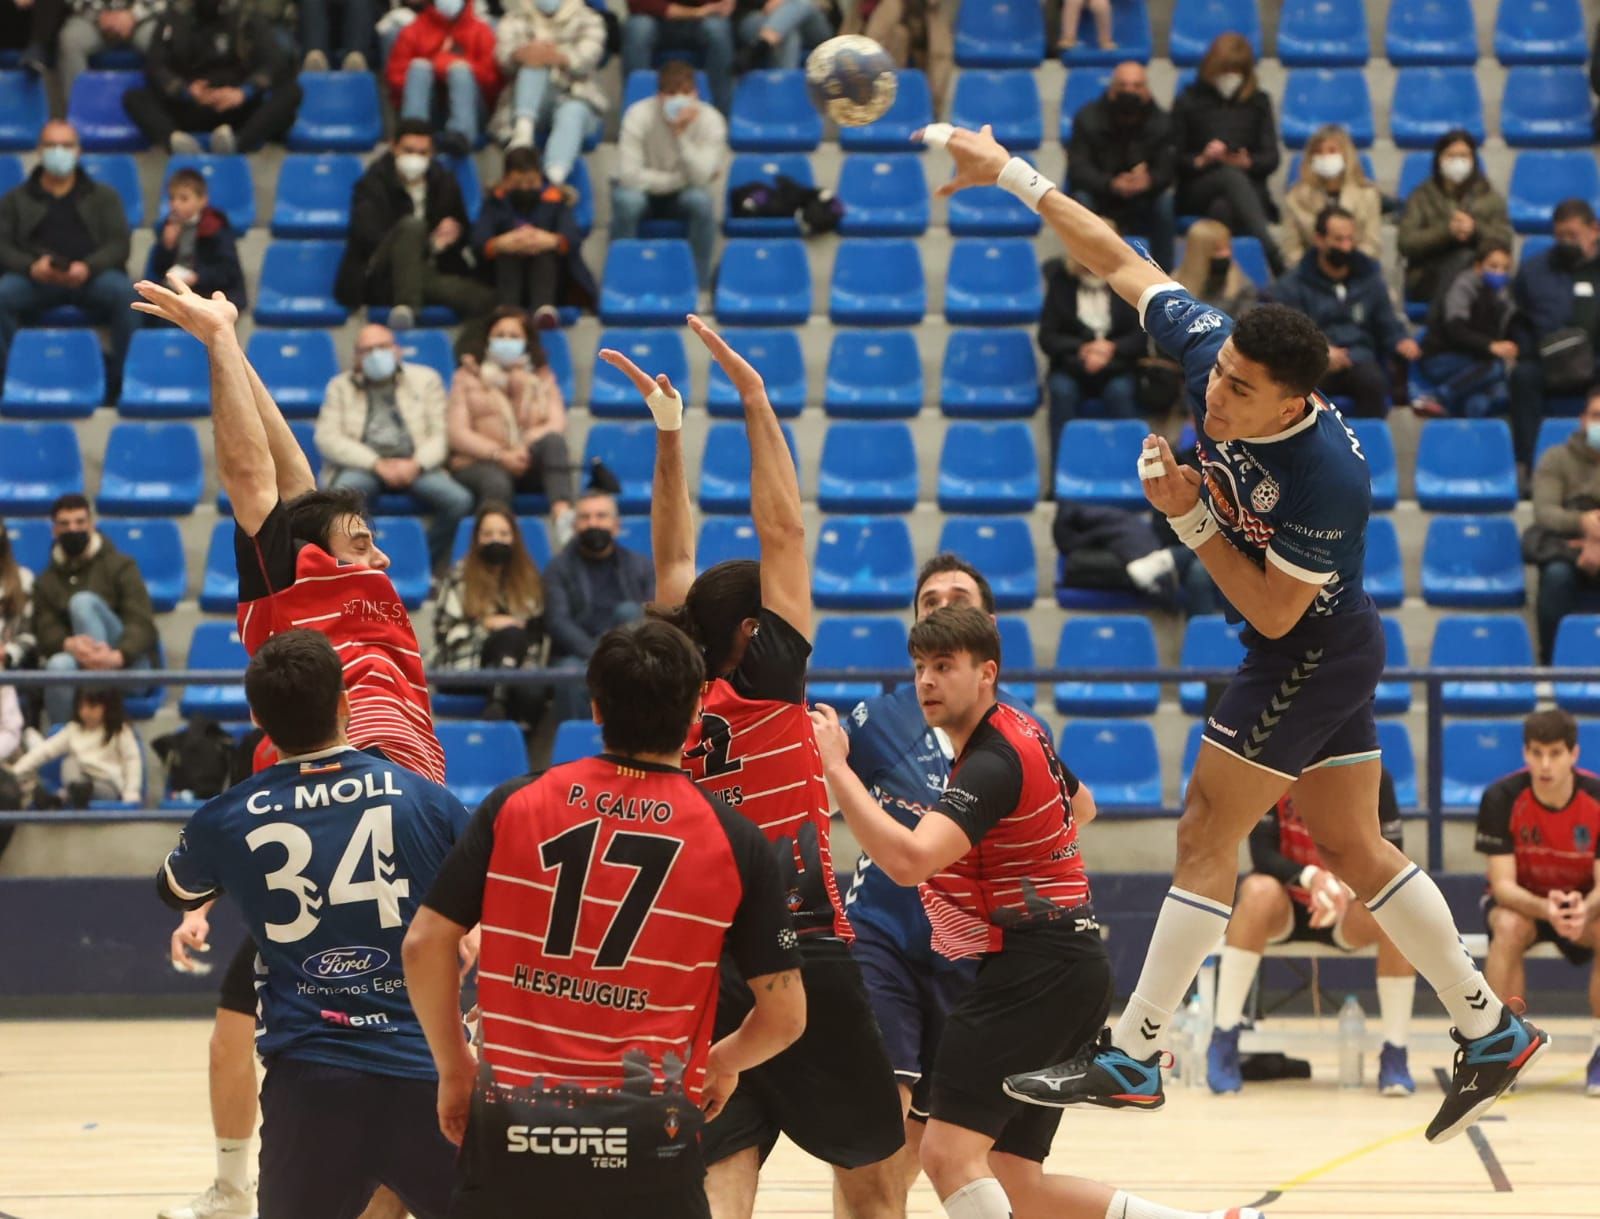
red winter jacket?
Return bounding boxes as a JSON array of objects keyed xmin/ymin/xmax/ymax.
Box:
[{"xmin": 387, "ymin": 4, "xmax": 502, "ymax": 104}]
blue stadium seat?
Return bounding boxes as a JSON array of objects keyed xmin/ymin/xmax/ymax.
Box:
[
  {"xmin": 1536, "ymin": 415, "xmax": 1577, "ymax": 464},
  {"xmin": 824, "ymin": 330, "xmax": 922, "ymax": 417},
  {"xmin": 97, "ymin": 518, "xmax": 184, "ymax": 611},
  {"xmin": 937, "ymin": 517, "xmax": 1038, "ymax": 610},
  {"xmin": 600, "ymin": 239, "xmax": 697, "ymax": 325},
  {"xmin": 0, "ymin": 422, "xmax": 82, "ymax": 514},
  {"xmin": 838, "ymin": 70, "xmax": 934, "ymax": 152},
  {"xmin": 1553, "ymin": 614, "xmax": 1600, "ymax": 711},
  {"xmin": 437, "ymin": 721, "xmax": 525, "ymax": 806},
  {"xmin": 119, "ymin": 330, "xmax": 210, "ymax": 417},
  {"xmin": 538, "ymin": 328, "xmax": 575, "ymax": 405},
  {"xmin": 813, "ymin": 516, "xmax": 916, "ymax": 609},
  {"xmin": 1229, "ymin": 235, "xmax": 1272, "ymax": 287},
  {"xmin": 1058, "ymin": 69, "xmax": 1112, "ymax": 144},
  {"xmin": 1385, "ymin": 0, "xmax": 1479, "ymax": 65},
  {"xmin": 200, "ymin": 519, "xmax": 239, "ymax": 613},
  {"xmin": 1494, "ymin": 0, "xmax": 1587, "ymax": 64},
  {"xmin": 728, "ymin": 70, "xmax": 822, "ymax": 152},
  {"xmin": 0, "ymin": 72, "xmax": 47, "ymax": 149},
  {"xmin": 1052, "ymin": 616, "xmax": 1159, "ymax": 716},
  {"xmin": 946, "ymin": 174, "xmax": 1044, "ymax": 237},
  {"xmin": 995, "ymin": 614, "xmax": 1036, "ymax": 704},
  {"xmin": 448, "ymin": 515, "xmax": 552, "ymax": 569},
  {"xmin": 1509, "ymin": 150, "xmax": 1600, "ymax": 233},
  {"xmin": 1421, "ymin": 515, "xmax": 1525, "ymax": 607},
  {"xmin": 1280, "ymin": 69, "xmax": 1375, "ymax": 148},
  {"xmin": 568, "ymin": 158, "xmax": 595, "ymax": 236},
  {"xmin": 1397, "ymin": 151, "xmax": 1438, "ymax": 201},
  {"xmin": 1442, "ymin": 719, "xmax": 1523, "ymax": 810},
  {"xmin": 288, "ymin": 71, "xmax": 384, "ymax": 151},
  {"xmin": 830, "ymin": 239, "xmax": 925, "ymax": 325},
  {"xmin": 699, "ymin": 419, "xmax": 799, "ymax": 513},
  {"xmin": 394, "ymin": 329, "xmax": 455, "ymax": 388},
  {"xmin": 1374, "ymin": 616, "xmax": 1413, "ymax": 714},
  {"xmin": 97, "ymin": 422, "xmax": 203, "ymax": 516},
  {"xmin": 1278, "ymin": 0, "xmax": 1370, "ymax": 65},
  {"xmin": 246, "ymin": 329, "xmax": 339, "ymax": 418},
  {"xmin": 449, "ymin": 154, "xmax": 482, "ymax": 226},
  {"xmin": 1169, "ymin": 0, "xmax": 1263, "ymax": 66},
  {"xmin": 1059, "ymin": 0, "xmax": 1153, "ymax": 64},
  {"xmin": 163, "ymin": 155, "xmax": 254, "ymax": 233},
  {"xmin": 715, "ymin": 238, "xmax": 811, "ymax": 325},
  {"xmin": 1061, "ymin": 720, "xmax": 1161, "ymax": 810},
  {"xmin": 837, "ymin": 155, "xmax": 929, "ymax": 236},
  {"xmin": 1501, "ymin": 67, "xmax": 1595, "ymax": 147},
  {"xmin": 623, "ymin": 68, "xmax": 711, "ymax": 112},
  {"xmin": 551, "ymin": 719, "xmax": 604, "ymax": 765},
  {"xmin": 121, "ymin": 639, "xmax": 165, "ymax": 723},
  {"xmin": 697, "ymin": 516, "xmax": 761, "ymax": 570},
  {"xmin": 1179, "ymin": 614, "xmax": 1245, "ymax": 714},
  {"xmin": 590, "ymin": 329, "xmax": 689, "ymax": 418},
  {"xmin": 1180, "ymin": 721, "xmax": 1205, "ymax": 794},
  {"xmin": 951, "ymin": 71, "xmax": 1042, "ymax": 150},
  {"xmin": 808, "ymin": 616, "xmax": 905, "ymax": 710},
  {"xmin": 4, "ymin": 518, "xmax": 51, "ymax": 573},
  {"xmin": 1055, "ymin": 419, "xmax": 1146, "ymax": 507},
  {"xmin": 179, "ymin": 623, "xmax": 250, "ymax": 720},
  {"xmin": 370, "ymin": 517, "xmax": 430, "ymax": 609},
  {"xmin": 940, "ymin": 329, "xmax": 1039, "ymax": 416},
  {"xmin": 937, "ymin": 422, "xmax": 1038, "ymax": 512},
  {"xmin": 583, "ymin": 422, "xmax": 656, "ymax": 514},
  {"xmin": 64, "ymin": 70, "xmax": 141, "ymax": 150},
  {"xmin": 1390, "ymin": 67, "xmax": 1484, "ymax": 148},
  {"xmin": 954, "ymin": 0, "xmax": 1045, "ymax": 66},
  {"xmin": 1378, "ymin": 720, "xmax": 1418, "ymax": 808},
  {"xmin": 80, "ymin": 153, "xmax": 143, "ymax": 227},
  {"xmin": 1431, "ymin": 614, "xmax": 1536, "ymax": 713},
  {"xmin": 706, "ymin": 328, "xmax": 805, "ymax": 418},
  {"xmin": 1, "ymin": 329, "xmax": 104, "ymax": 418},
  {"xmin": 254, "ymin": 240, "xmax": 348, "ymax": 326},
  {"xmin": 818, "ymin": 421, "xmax": 918, "ymax": 513},
  {"xmin": 1365, "ymin": 515, "xmax": 1404, "ymax": 609},
  {"xmin": 271, "ymin": 153, "xmax": 363, "ymax": 237},
  {"xmin": 1414, "ymin": 419, "xmax": 1518, "ymax": 511},
  {"xmin": 945, "ymin": 239, "xmax": 1044, "ymax": 325},
  {"xmin": 725, "ymin": 153, "xmax": 814, "ymax": 236},
  {"xmin": 1349, "ymin": 419, "xmax": 1397, "ymax": 509}
]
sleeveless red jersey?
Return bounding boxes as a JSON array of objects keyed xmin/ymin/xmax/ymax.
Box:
[{"xmin": 1476, "ymin": 770, "xmax": 1600, "ymax": 896}]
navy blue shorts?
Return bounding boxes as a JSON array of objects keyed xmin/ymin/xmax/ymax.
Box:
[
  {"xmin": 852, "ymin": 931, "xmax": 975, "ymax": 1119},
  {"xmin": 1203, "ymin": 604, "xmax": 1384, "ymax": 781}
]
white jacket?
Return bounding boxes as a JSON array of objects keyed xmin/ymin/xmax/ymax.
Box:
[
  {"xmin": 315, "ymin": 364, "xmax": 451, "ymax": 477},
  {"xmin": 616, "ymin": 96, "xmax": 727, "ymax": 196},
  {"xmin": 11, "ymin": 721, "xmax": 143, "ymax": 803},
  {"xmin": 490, "ymin": 0, "xmax": 610, "ymax": 136}
]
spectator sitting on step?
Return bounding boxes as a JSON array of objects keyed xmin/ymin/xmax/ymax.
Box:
[
  {"xmin": 733, "ymin": 0, "xmax": 832, "ymax": 73},
  {"xmin": 1057, "ymin": 0, "xmax": 1113, "ymax": 51},
  {"xmin": 1527, "ymin": 384, "xmax": 1600, "ymax": 664},
  {"xmin": 621, "ymin": 0, "xmax": 734, "ymax": 115},
  {"xmin": 42, "ymin": 0, "xmax": 167, "ymax": 100},
  {"xmin": 1414, "ymin": 241, "xmax": 1517, "ymax": 419},
  {"xmin": 473, "ymin": 146, "xmax": 596, "ymax": 324},
  {"xmin": 1173, "ymin": 218, "xmax": 1256, "ymax": 317},
  {"xmin": 5, "ymin": 686, "xmax": 142, "ymax": 806},
  {"xmin": 1397, "ymin": 128, "xmax": 1513, "ymax": 309},
  {"xmin": 143, "ymin": 167, "xmax": 246, "ymax": 314},
  {"xmin": 841, "ymin": 0, "xmax": 951, "ymax": 114},
  {"xmin": 388, "ymin": 0, "xmax": 501, "ymax": 159},
  {"xmin": 298, "ymin": 0, "xmax": 375, "ymax": 72},
  {"xmin": 491, "ymin": 0, "xmax": 606, "ymax": 178},
  {"xmin": 1279, "ymin": 123, "xmax": 1382, "ymax": 267},
  {"xmin": 1066, "ymin": 60, "xmax": 1176, "ymax": 271}
]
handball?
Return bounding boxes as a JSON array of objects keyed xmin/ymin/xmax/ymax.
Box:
[{"xmin": 805, "ymin": 35, "xmax": 897, "ymax": 127}]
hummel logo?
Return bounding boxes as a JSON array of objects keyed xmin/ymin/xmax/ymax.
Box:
[
  {"xmin": 1460, "ymin": 1074, "xmax": 1480, "ymax": 1093},
  {"xmin": 1140, "ymin": 1018, "xmax": 1161, "ymax": 1039},
  {"xmin": 1467, "ymin": 990, "xmax": 1489, "ymax": 1011}
]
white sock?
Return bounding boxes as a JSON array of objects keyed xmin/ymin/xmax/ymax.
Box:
[
  {"xmin": 1377, "ymin": 974, "xmax": 1415, "ymax": 1048},
  {"xmin": 1213, "ymin": 945, "xmax": 1261, "ymax": 1032},
  {"xmin": 1366, "ymin": 865, "xmax": 1503, "ymax": 1039},
  {"xmin": 942, "ymin": 1177, "xmax": 1011, "ymax": 1219},
  {"xmin": 1105, "ymin": 1189, "xmax": 1212, "ymax": 1219},
  {"xmin": 215, "ymin": 1137, "xmax": 250, "ymax": 1194},
  {"xmin": 1111, "ymin": 887, "xmax": 1231, "ymax": 1054}
]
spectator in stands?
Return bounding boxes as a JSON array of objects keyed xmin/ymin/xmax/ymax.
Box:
[
  {"xmin": 431, "ymin": 502, "xmax": 548, "ymax": 726},
  {"xmin": 315, "ymin": 322, "xmax": 475, "ymax": 571},
  {"xmin": 333, "ymin": 118, "xmax": 496, "ymax": 332},
  {"xmin": 41, "ymin": 0, "xmax": 166, "ymax": 100},
  {"xmin": 1171, "ymin": 32, "xmax": 1283, "ymax": 277},
  {"xmin": 1066, "ymin": 61, "xmax": 1175, "ymax": 271},
  {"xmin": 473, "ymin": 146, "xmax": 595, "ymax": 323},
  {"xmin": 121, "ymin": 0, "xmax": 302, "ymax": 155},
  {"xmin": 447, "ymin": 307, "xmax": 576, "ymax": 542},
  {"xmin": 1173, "ymin": 218, "xmax": 1256, "ymax": 317},
  {"xmin": 1280, "ymin": 124, "xmax": 1382, "ymax": 267},
  {"xmin": 1268, "ymin": 205, "xmax": 1420, "ymax": 418},
  {"xmin": 0, "ymin": 120, "xmax": 135, "ymax": 401},
  {"xmin": 0, "ymin": 522, "xmax": 35, "ymax": 676},
  {"xmin": 1057, "ymin": 0, "xmax": 1111, "ymax": 51},
  {"xmin": 1528, "ymin": 385, "xmax": 1600, "ymax": 664},
  {"xmin": 621, "ymin": 0, "xmax": 734, "ymax": 116},
  {"xmin": 5, "ymin": 687, "xmax": 142, "ymax": 805},
  {"xmin": 840, "ymin": 0, "xmax": 950, "ymax": 115},
  {"xmin": 298, "ymin": 0, "xmax": 374, "ymax": 71},
  {"xmin": 733, "ymin": 0, "xmax": 831, "ymax": 72},
  {"xmin": 31, "ymin": 494, "xmax": 155, "ymax": 727},
  {"xmin": 1415, "ymin": 241, "xmax": 1518, "ymax": 419},
  {"xmin": 142, "ymin": 166, "xmax": 246, "ymax": 313},
  {"xmin": 492, "ymin": 0, "xmax": 606, "ymax": 174},
  {"xmin": 612, "ymin": 60, "xmax": 726, "ymax": 288},
  {"xmin": 543, "ymin": 488, "xmax": 653, "ymax": 722},
  {"xmin": 388, "ymin": 0, "xmax": 500, "ymax": 159},
  {"xmin": 1397, "ymin": 128, "xmax": 1513, "ymax": 308}
]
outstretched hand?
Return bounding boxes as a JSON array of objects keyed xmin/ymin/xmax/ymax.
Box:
[
  {"xmin": 131, "ymin": 271, "xmax": 239, "ymax": 342},
  {"xmin": 911, "ymin": 122, "xmax": 1011, "ymax": 197},
  {"xmin": 1138, "ymin": 434, "xmax": 1202, "ymax": 517},
  {"xmin": 687, "ymin": 313, "xmax": 765, "ymax": 401},
  {"xmin": 597, "ymin": 345, "xmax": 680, "ymax": 405}
]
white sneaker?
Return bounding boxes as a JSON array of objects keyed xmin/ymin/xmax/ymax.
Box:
[
  {"xmin": 386, "ymin": 304, "xmax": 415, "ymax": 330},
  {"xmin": 158, "ymin": 1180, "xmax": 254, "ymax": 1219},
  {"xmin": 169, "ymin": 131, "xmax": 202, "ymax": 155},
  {"xmin": 209, "ymin": 124, "xmax": 236, "ymax": 155},
  {"xmin": 341, "ymin": 50, "xmax": 368, "ymax": 72},
  {"xmin": 508, "ymin": 116, "xmax": 535, "ymax": 150},
  {"xmin": 302, "ymin": 48, "xmax": 329, "ymax": 72}
]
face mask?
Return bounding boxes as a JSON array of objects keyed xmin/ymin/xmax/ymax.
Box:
[
  {"xmin": 59, "ymin": 530, "xmax": 90, "ymax": 559},
  {"xmin": 1109, "ymin": 91, "xmax": 1148, "ymax": 119},
  {"xmin": 1212, "ymin": 72, "xmax": 1243, "ymax": 99},
  {"xmin": 1585, "ymin": 422, "xmax": 1600, "ymax": 450},
  {"xmin": 39, "ymin": 146, "xmax": 77, "ymax": 178},
  {"xmin": 434, "ymin": 0, "xmax": 463, "ymax": 19},
  {"xmin": 576, "ymin": 526, "xmax": 612, "ymax": 554},
  {"xmin": 1208, "ymin": 255, "xmax": 1232, "ymax": 281},
  {"xmin": 1439, "ymin": 156, "xmax": 1474, "ymax": 186},
  {"xmin": 1323, "ymin": 247, "xmax": 1352, "ymax": 270},
  {"xmin": 1551, "ymin": 241, "xmax": 1585, "ymax": 269},
  {"xmin": 535, "ymin": 0, "xmax": 561, "ymax": 13},
  {"xmin": 395, "ymin": 152, "xmax": 430, "ymax": 182},
  {"xmin": 1310, "ymin": 153, "xmax": 1344, "ymax": 180},
  {"xmin": 509, "ymin": 189, "xmax": 540, "ymax": 212},
  {"xmin": 661, "ymin": 95, "xmax": 691, "ymax": 124},
  {"xmin": 478, "ymin": 541, "xmax": 513, "ymax": 566},
  {"xmin": 361, "ymin": 347, "xmax": 397, "ymax": 382},
  {"xmin": 488, "ymin": 336, "xmax": 526, "ymax": 366},
  {"xmin": 1481, "ymin": 269, "xmax": 1510, "ymax": 292}
]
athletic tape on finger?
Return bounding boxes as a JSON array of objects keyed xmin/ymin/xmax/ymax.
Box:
[
  {"xmin": 1136, "ymin": 443, "xmax": 1166, "ymax": 481},
  {"xmin": 646, "ymin": 386, "xmax": 683, "ymax": 432},
  {"xmin": 920, "ymin": 123, "xmax": 954, "ymax": 150}
]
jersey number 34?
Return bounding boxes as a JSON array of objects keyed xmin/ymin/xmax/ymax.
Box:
[{"xmin": 246, "ymin": 806, "xmax": 411, "ymax": 943}]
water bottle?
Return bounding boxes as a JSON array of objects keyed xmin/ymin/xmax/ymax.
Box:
[
  {"xmin": 1337, "ymin": 994, "xmax": 1366, "ymax": 1089},
  {"xmin": 1183, "ymin": 993, "xmax": 1207, "ymax": 1089},
  {"xmin": 1169, "ymin": 1000, "xmax": 1192, "ymax": 1083}
]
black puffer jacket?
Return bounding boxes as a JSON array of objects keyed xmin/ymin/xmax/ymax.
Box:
[
  {"xmin": 1170, "ymin": 78, "xmax": 1279, "ymax": 205},
  {"xmin": 334, "ymin": 154, "xmax": 475, "ymax": 307}
]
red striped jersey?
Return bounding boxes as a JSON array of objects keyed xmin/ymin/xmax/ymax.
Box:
[
  {"xmin": 1476, "ymin": 770, "xmax": 1600, "ymax": 896},
  {"xmin": 1251, "ymin": 777, "xmax": 1404, "ymax": 907},
  {"xmin": 920, "ymin": 702, "xmax": 1091, "ymax": 959},
  {"xmin": 419, "ymin": 756, "xmax": 799, "ymax": 1103}
]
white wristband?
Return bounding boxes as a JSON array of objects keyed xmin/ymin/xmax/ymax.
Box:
[
  {"xmin": 997, "ymin": 157, "xmax": 1054, "ymax": 212},
  {"xmin": 1168, "ymin": 500, "xmax": 1217, "ymax": 551},
  {"xmin": 646, "ymin": 386, "xmax": 683, "ymax": 432}
]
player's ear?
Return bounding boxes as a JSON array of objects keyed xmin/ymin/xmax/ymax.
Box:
[{"xmin": 590, "ymin": 699, "xmax": 603, "ymax": 728}]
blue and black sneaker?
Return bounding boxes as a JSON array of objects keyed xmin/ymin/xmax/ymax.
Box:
[
  {"xmin": 1377, "ymin": 1042, "xmax": 1414, "ymax": 1096},
  {"xmin": 1002, "ymin": 1028, "xmax": 1166, "ymax": 1111},
  {"xmin": 1207, "ymin": 1025, "xmax": 1243, "ymax": 1094},
  {"xmin": 1425, "ymin": 1004, "xmax": 1549, "ymax": 1143},
  {"xmin": 1585, "ymin": 1046, "xmax": 1600, "ymax": 1097}
]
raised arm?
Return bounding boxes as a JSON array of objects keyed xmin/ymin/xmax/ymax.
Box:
[{"xmin": 244, "ymin": 354, "xmax": 316, "ymax": 502}]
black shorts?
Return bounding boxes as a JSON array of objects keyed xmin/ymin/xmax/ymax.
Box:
[
  {"xmin": 1270, "ymin": 897, "xmax": 1355, "ymax": 952},
  {"xmin": 217, "ymin": 939, "xmax": 258, "ymax": 1017},
  {"xmin": 1482, "ymin": 897, "xmax": 1595, "ymax": 966},
  {"xmin": 702, "ymin": 938, "xmax": 905, "ymax": 1170},
  {"xmin": 930, "ymin": 920, "xmax": 1111, "ymax": 1163},
  {"xmin": 852, "ymin": 930, "xmax": 976, "ymax": 1120},
  {"xmin": 258, "ymin": 1055, "xmax": 456, "ymax": 1219}
]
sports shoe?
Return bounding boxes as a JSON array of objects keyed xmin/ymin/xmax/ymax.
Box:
[
  {"xmin": 385, "ymin": 304, "xmax": 415, "ymax": 331},
  {"xmin": 158, "ymin": 1180, "xmax": 253, "ymax": 1219},
  {"xmin": 170, "ymin": 132, "xmax": 202, "ymax": 155},
  {"xmin": 209, "ymin": 125, "xmax": 236, "ymax": 156},
  {"xmin": 1207, "ymin": 1024, "xmax": 1243, "ymax": 1094},
  {"xmin": 341, "ymin": 51, "xmax": 368, "ymax": 72},
  {"xmin": 302, "ymin": 49, "xmax": 329, "ymax": 72},
  {"xmin": 1378, "ymin": 1042, "xmax": 1415, "ymax": 1096},
  {"xmin": 1425, "ymin": 1004, "xmax": 1549, "ymax": 1143},
  {"xmin": 507, "ymin": 116, "xmax": 536, "ymax": 151},
  {"xmin": 1002, "ymin": 1028, "xmax": 1166, "ymax": 1111},
  {"xmin": 1585, "ymin": 1046, "xmax": 1600, "ymax": 1096}
]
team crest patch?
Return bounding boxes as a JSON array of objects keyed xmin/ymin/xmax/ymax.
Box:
[{"xmin": 1250, "ymin": 477, "xmax": 1281, "ymax": 514}]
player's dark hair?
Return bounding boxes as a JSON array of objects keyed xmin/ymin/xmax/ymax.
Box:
[
  {"xmin": 587, "ymin": 618, "xmax": 706, "ymax": 756},
  {"xmin": 74, "ymin": 686, "xmax": 125, "ymax": 746},
  {"xmin": 394, "ymin": 117, "xmax": 435, "ymax": 145},
  {"xmin": 1313, "ymin": 204, "xmax": 1354, "ymax": 236},
  {"xmin": 1523, "ymin": 708, "xmax": 1578, "ymax": 750},
  {"xmin": 658, "ymin": 60, "xmax": 697, "ymax": 94},
  {"xmin": 1229, "ymin": 304, "xmax": 1331, "ymax": 398},
  {"xmin": 913, "ymin": 554, "xmax": 995, "ymax": 616},
  {"xmin": 50, "ymin": 492, "xmax": 90, "ymax": 519},
  {"xmin": 283, "ymin": 487, "xmax": 370, "ymax": 554},
  {"xmin": 246, "ymin": 629, "xmax": 344, "ymax": 755},
  {"xmin": 908, "ymin": 605, "xmax": 1002, "ymax": 669},
  {"xmin": 649, "ymin": 559, "xmax": 762, "ymax": 677},
  {"xmin": 168, "ymin": 167, "xmax": 207, "ymax": 197},
  {"xmin": 1552, "ymin": 197, "xmax": 1597, "ymax": 228}
]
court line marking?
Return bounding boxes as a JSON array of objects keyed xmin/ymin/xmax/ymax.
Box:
[{"xmin": 1433, "ymin": 1067, "xmax": 1512, "ymax": 1193}]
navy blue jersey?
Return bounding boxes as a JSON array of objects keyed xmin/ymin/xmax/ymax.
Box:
[
  {"xmin": 160, "ymin": 747, "xmax": 470, "ymax": 1079},
  {"xmin": 1139, "ymin": 282, "xmax": 1372, "ymax": 640}
]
